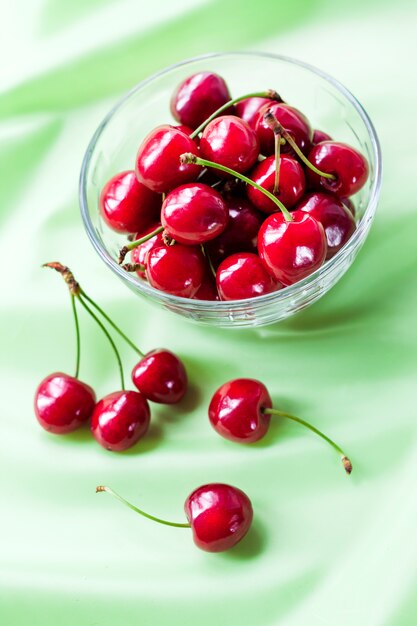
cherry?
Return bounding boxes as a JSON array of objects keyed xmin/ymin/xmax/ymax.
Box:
[
  {"xmin": 296, "ymin": 192, "xmax": 356, "ymax": 259},
  {"xmin": 306, "ymin": 141, "xmax": 369, "ymax": 197},
  {"xmin": 217, "ymin": 252, "xmax": 278, "ymax": 301},
  {"xmin": 193, "ymin": 268, "xmax": 219, "ymax": 301},
  {"xmin": 97, "ymin": 482, "xmax": 253, "ymax": 552},
  {"xmin": 131, "ymin": 223, "xmax": 164, "ymax": 279},
  {"xmin": 132, "ymin": 349, "xmax": 187, "ymax": 404},
  {"xmin": 135, "ymin": 125, "xmax": 200, "ymax": 193},
  {"xmin": 146, "ymin": 244, "xmax": 205, "ymax": 298},
  {"xmin": 99, "ymin": 170, "xmax": 161, "ymax": 234},
  {"xmin": 235, "ymin": 96, "xmax": 274, "ymax": 128},
  {"xmin": 200, "ymin": 116, "xmax": 259, "ymax": 178},
  {"xmin": 184, "ymin": 483, "xmax": 253, "ymax": 552},
  {"xmin": 341, "ymin": 197, "xmax": 356, "ymax": 217},
  {"xmin": 209, "ymin": 378, "xmax": 352, "ymax": 473},
  {"xmin": 258, "ymin": 210, "xmax": 327, "ymax": 285},
  {"xmin": 247, "ymin": 154, "xmax": 305, "ymax": 212},
  {"xmin": 255, "ymin": 102, "xmax": 312, "ymax": 156},
  {"xmin": 205, "ymin": 196, "xmax": 264, "ymax": 266},
  {"xmin": 34, "ymin": 373, "xmax": 96, "ymax": 434},
  {"xmin": 170, "ymin": 72, "xmax": 232, "ymax": 129},
  {"xmin": 91, "ymin": 390, "xmax": 150, "ymax": 451},
  {"xmin": 161, "ymin": 183, "xmax": 228, "ymax": 245},
  {"xmin": 313, "ymin": 129, "xmax": 332, "ymax": 145}
]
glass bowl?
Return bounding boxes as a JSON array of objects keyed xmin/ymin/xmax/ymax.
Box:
[{"xmin": 80, "ymin": 52, "xmax": 382, "ymax": 328}]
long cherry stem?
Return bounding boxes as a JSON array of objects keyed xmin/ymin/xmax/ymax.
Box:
[
  {"xmin": 118, "ymin": 225, "xmax": 164, "ymax": 265},
  {"xmin": 96, "ymin": 486, "xmax": 191, "ymax": 528},
  {"xmin": 190, "ymin": 89, "xmax": 283, "ymax": 139},
  {"xmin": 70, "ymin": 295, "xmax": 81, "ymax": 379},
  {"xmin": 263, "ymin": 109, "xmax": 335, "ymax": 180},
  {"xmin": 263, "ymin": 408, "xmax": 352, "ymax": 474},
  {"xmin": 274, "ymin": 131, "xmax": 281, "ymax": 194},
  {"xmin": 77, "ymin": 294, "xmax": 125, "ymax": 390},
  {"xmin": 79, "ymin": 289, "xmax": 144, "ymax": 357},
  {"xmin": 180, "ymin": 153, "xmax": 293, "ymax": 222}
]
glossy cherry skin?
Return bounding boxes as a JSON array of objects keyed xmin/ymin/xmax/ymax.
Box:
[
  {"xmin": 254, "ymin": 102, "xmax": 312, "ymax": 156},
  {"xmin": 161, "ymin": 183, "xmax": 228, "ymax": 245},
  {"xmin": 247, "ymin": 154, "xmax": 306, "ymax": 213},
  {"xmin": 296, "ymin": 192, "xmax": 356, "ymax": 259},
  {"xmin": 217, "ymin": 252, "xmax": 278, "ymax": 301},
  {"xmin": 170, "ymin": 72, "xmax": 232, "ymax": 129},
  {"xmin": 91, "ymin": 390, "xmax": 150, "ymax": 451},
  {"xmin": 208, "ymin": 378, "xmax": 272, "ymax": 443},
  {"xmin": 235, "ymin": 97, "xmax": 273, "ymax": 128},
  {"xmin": 206, "ymin": 196, "xmax": 263, "ymax": 266},
  {"xmin": 306, "ymin": 141, "xmax": 369, "ymax": 197},
  {"xmin": 184, "ymin": 483, "xmax": 253, "ymax": 552},
  {"xmin": 132, "ymin": 349, "xmax": 187, "ymax": 404},
  {"xmin": 312, "ymin": 129, "xmax": 332, "ymax": 145},
  {"xmin": 258, "ymin": 210, "xmax": 327, "ymax": 285},
  {"xmin": 34, "ymin": 372, "xmax": 96, "ymax": 434},
  {"xmin": 99, "ymin": 170, "xmax": 161, "ymax": 234},
  {"xmin": 193, "ymin": 268, "xmax": 219, "ymax": 301},
  {"xmin": 135, "ymin": 125, "xmax": 200, "ymax": 193},
  {"xmin": 146, "ymin": 244, "xmax": 204, "ymax": 298},
  {"xmin": 131, "ymin": 223, "xmax": 164, "ymax": 279},
  {"xmin": 200, "ymin": 116, "xmax": 259, "ymax": 178}
]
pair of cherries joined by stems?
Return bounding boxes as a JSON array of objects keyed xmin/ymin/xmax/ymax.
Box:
[
  {"xmin": 100, "ymin": 71, "xmax": 367, "ymax": 301},
  {"xmin": 34, "ymin": 263, "xmax": 187, "ymax": 451}
]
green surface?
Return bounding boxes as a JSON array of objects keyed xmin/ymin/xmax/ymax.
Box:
[{"xmin": 1, "ymin": 1, "xmax": 417, "ymax": 625}]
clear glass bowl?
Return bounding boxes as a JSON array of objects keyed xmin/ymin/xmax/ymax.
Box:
[{"xmin": 80, "ymin": 52, "xmax": 382, "ymax": 328}]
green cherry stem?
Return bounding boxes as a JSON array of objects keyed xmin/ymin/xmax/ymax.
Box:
[
  {"xmin": 79, "ymin": 289, "xmax": 144, "ymax": 357},
  {"xmin": 118, "ymin": 225, "xmax": 164, "ymax": 265},
  {"xmin": 77, "ymin": 294, "xmax": 125, "ymax": 390},
  {"xmin": 180, "ymin": 153, "xmax": 293, "ymax": 222},
  {"xmin": 263, "ymin": 408, "xmax": 352, "ymax": 474},
  {"xmin": 70, "ymin": 294, "xmax": 81, "ymax": 379},
  {"xmin": 263, "ymin": 109, "xmax": 335, "ymax": 180},
  {"xmin": 96, "ymin": 486, "xmax": 191, "ymax": 528},
  {"xmin": 190, "ymin": 89, "xmax": 283, "ymax": 139}
]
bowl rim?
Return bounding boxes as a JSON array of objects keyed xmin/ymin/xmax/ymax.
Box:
[{"xmin": 79, "ymin": 50, "xmax": 382, "ymax": 310}]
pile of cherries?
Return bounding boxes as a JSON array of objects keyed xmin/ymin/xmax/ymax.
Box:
[
  {"xmin": 99, "ymin": 71, "xmax": 368, "ymax": 301},
  {"xmin": 34, "ymin": 262, "xmax": 352, "ymax": 553}
]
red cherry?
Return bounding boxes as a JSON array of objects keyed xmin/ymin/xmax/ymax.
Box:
[
  {"xmin": 184, "ymin": 483, "xmax": 253, "ymax": 552},
  {"xmin": 200, "ymin": 116, "xmax": 259, "ymax": 178},
  {"xmin": 146, "ymin": 244, "xmax": 205, "ymax": 297},
  {"xmin": 341, "ymin": 196, "xmax": 356, "ymax": 217},
  {"xmin": 135, "ymin": 125, "xmax": 200, "ymax": 193},
  {"xmin": 91, "ymin": 390, "xmax": 150, "ymax": 451},
  {"xmin": 235, "ymin": 97, "xmax": 273, "ymax": 128},
  {"xmin": 209, "ymin": 378, "xmax": 272, "ymax": 443},
  {"xmin": 306, "ymin": 141, "xmax": 369, "ymax": 197},
  {"xmin": 131, "ymin": 223, "xmax": 164, "ymax": 279},
  {"xmin": 217, "ymin": 252, "xmax": 278, "ymax": 301},
  {"xmin": 193, "ymin": 268, "xmax": 219, "ymax": 301},
  {"xmin": 247, "ymin": 154, "xmax": 305, "ymax": 212},
  {"xmin": 206, "ymin": 196, "xmax": 264, "ymax": 266},
  {"xmin": 170, "ymin": 72, "xmax": 232, "ymax": 129},
  {"xmin": 312, "ymin": 129, "xmax": 332, "ymax": 145},
  {"xmin": 161, "ymin": 183, "xmax": 228, "ymax": 245},
  {"xmin": 34, "ymin": 372, "xmax": 96, "ymax": 434},
  {"xmin": 255, "ymin": 103, "xmax": 312, "ymax": 156},
  {"xmin": 258, "ymin": 210, "xmax": 327, "ymax": 285},
  {"xmin": 296, "ymin": 192, "xmax": 356, "ymax": 259},
  {"xmin": 99, "ymin": 170, "xmax": 160, "ymax": 234},
  {"xmin": 132, "ymin": 349, "xmax": 187, "ymax": 404}
]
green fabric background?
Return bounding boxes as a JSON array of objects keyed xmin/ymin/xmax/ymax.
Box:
[{"xmin": 1, "ymin": 1, "xmax": 417, "ymax": 625}]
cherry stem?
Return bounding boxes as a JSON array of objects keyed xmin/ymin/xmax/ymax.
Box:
[
  {"xmin": 263, "ymin": 408, "xmax": 352, "ymax": 474},
  {"xmin": 274, "ymin": 132, "xmax": 281, "ymax": 194},
  {"xmin": 79, "ymin": 289, "xmax": 144, "ymax": 357},
  {"xmin": 180, "ymin": 153, "xmax": 293, "ymax": 222},
  {"xmin": 118, "ymin": 225, "xmax": 164, "ymax": 265},
  {"xmin": 70, "ymin": 295, "xmax": 81, "ymax": 379},
  {"xmin": 263, "ymin": 109, "xmax": 335, "ymax": 180},
  {"xmin": 202, "ymin": 246, "xmax": 217, "ymax": 278},
  {"xmin": 190, "ymin": 89, "xmax": 283, "ymax": 139},
  {"xmin": 77, "ymin": 294, "xmax": 125, "ymax": 390},
  {"xmin": 96, "ymin": 486, "xmax": 191, "ymax": 528}
]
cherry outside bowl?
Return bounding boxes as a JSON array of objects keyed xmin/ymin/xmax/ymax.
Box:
[{"xmin": 80, "ymin": 52, "xmax": 382, "ymax": 328}]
